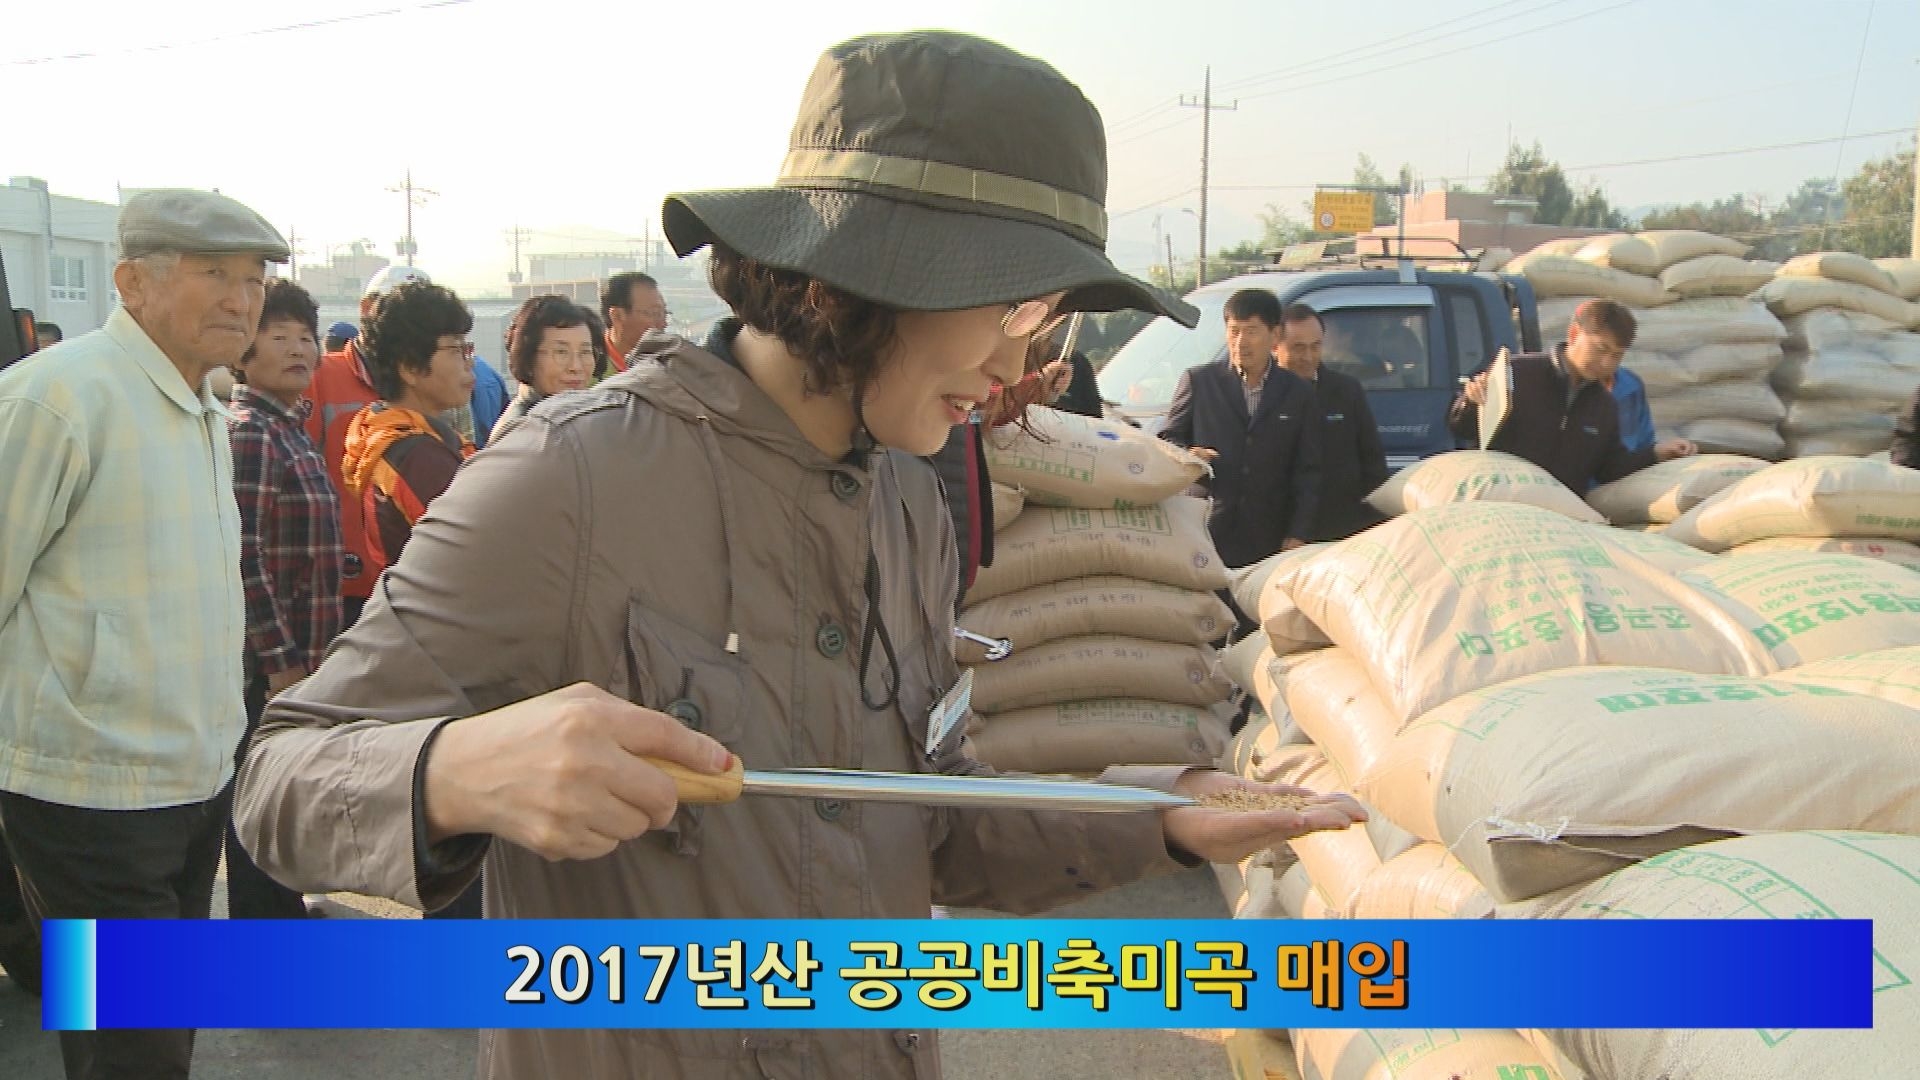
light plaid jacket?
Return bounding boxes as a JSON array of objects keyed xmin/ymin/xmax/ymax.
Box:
[{"xmin": 0, "ymin": 307, "xmax": 246, "ymax": 809}]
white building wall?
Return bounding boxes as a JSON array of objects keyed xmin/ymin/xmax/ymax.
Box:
[{"xmin": 0, "ymin": 180, "xmax": 121, "ymax": 336}]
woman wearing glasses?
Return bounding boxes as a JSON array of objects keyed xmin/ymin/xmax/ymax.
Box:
[
  {"xmin": 337, "ymin": 279, "xmax": 476, "ymax": 578},
  {"xmin": 489, "ymin": 294, "xmax": 600, "ymax": 444},
  {"xmin": 239, "ymin": 32, "xmax": 1364, "ymax": 1079}
]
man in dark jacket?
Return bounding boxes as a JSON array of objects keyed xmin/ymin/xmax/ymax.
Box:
[
  {"xmin": 1160, "ymin": 289, "xmax": 1322, "ymax": 568},
  {"xmin": 1278, "ymin": 304, "xmax": 1388, "ymax": 540},
  {"xmin": 1893, "ymin": 382, "xmax": 1919, "ymax": 468},
  {"xmin": 1450, "ymin": 298, "xmax": 1695, "ymax": 491}
]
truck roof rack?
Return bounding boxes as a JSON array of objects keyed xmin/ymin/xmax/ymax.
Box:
[{"xmin": 1257, "ymin": 235, "xmax": 1485, "ymax": 273}]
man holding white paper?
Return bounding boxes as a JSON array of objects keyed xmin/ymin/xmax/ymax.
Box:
[{"xmin": 1450, "ymin": 298, "xmax": 1695, "ymax": 491}]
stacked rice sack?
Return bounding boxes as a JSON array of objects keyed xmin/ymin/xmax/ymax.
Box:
[
  {"xmin": 1207, "ymin": 448, "xmax": 1920, "ymax": 1079},
  {"xmin": 1660, "ymin": 455, "xmax": 1920, "ymax": 572},
  {"xmin": 1513, "ymin": 231, "xmax": 1790, "ymax": 459},
  {"xmin": 1582, "ymin": 453, "xmax": 1769, "ymax": 529},
  {"xmin": 1505, "ymin": 830, "xmax": 1920, "ymax": 1080},
  {"xmin": 958, "ymin": 407, "xmax": 1238, "ymax": 774},
  {"xmin": 1754, "ymin": 253, "xmax": 1920, "ymax": 457}
]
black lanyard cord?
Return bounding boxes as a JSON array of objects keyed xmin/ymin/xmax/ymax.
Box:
[{"xmin": 858, "ymin": 550, "xmax": 902, "ymax": 711}]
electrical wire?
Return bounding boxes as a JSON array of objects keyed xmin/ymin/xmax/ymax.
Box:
[
  {"xmin": 1110, "ymin": 187, "xmax": 1201, "ymax": 220},
  {"xmin": 6, "ymin": 0, "xmax": 475, "ymax": 66},
  {"xmin": 1107, "ymin": 98, "xmax": 1182, "ymax": 133},
  {"xmin": 1112, "ymin": 112, "xmax": 1200, "ymax": 148},
  {"xmin": 1236, "ymin": 0, "xmax": 1641, "ymax": 104},
  {"xmin": 1216, "ymin": 0, "xmax": 1567, "ymax": 94},
  {"xmin": 1439, "ymin": 126, "xmax": 1911, "ymax": 183},
  {"xmin": 1720, "ymin": 211, "xmax": 1911, "ymax": 242},
  {"xmin": 1816, "ymin": 0, "xmax": 1878, "ymax": 244}
]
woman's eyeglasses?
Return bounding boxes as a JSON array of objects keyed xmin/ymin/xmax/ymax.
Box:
[
  {"xmin": 1002, "ymin": 300, "xmax": 1069, "ymax": 341},
  {"xmin": 435, "ymin": 341, "xmax": 476, "ymax": 361},
  {"xmin": 535, "ymin": 347, "xmax": 596, "ymax": 366}
]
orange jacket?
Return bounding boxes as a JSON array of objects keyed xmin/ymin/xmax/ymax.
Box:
[
  {"xmin": 304, "ymin": 342, "xmax": 381, "ymax": 599},
  {"xmin": 596, "ymin": 330, "xmax": 630, "ymax": 381},
  {"xmin": 341, "ymin": 403, "xmax": 474, "ymax": 580}
]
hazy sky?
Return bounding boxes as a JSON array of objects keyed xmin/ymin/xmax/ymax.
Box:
[{"xmin": 6, "ymin": 0, "xmax": 1915, "ymax": 293}]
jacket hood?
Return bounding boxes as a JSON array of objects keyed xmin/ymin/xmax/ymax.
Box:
[
  {"xmin": 615, "ymin": 329, "xmax": 868, "ymax": 472},
  {"xmin": 341, "ymin": 403, "xmax": 438, "ymax": 495}
]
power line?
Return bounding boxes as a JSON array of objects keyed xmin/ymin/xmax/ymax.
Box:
[
  {"xmin": 1237, "ymin": 0, "xmax": 1641, "ymax": 105},
  {"xmin": 1111, "ymin": 186, "xmax": 1201, "ymax": 220},
  {"xmin": 1476, "ymin": 126, "xmax": 1911, "ymax": 180},
  {"xmin": 1721, "ymin": 211, "xmax": 1911, "ymax": 242},
  {"xmin": 1113, "ymin": 112, "xmax": 1198, "ymax": 148},
  {"xmin": 1195, "ymin": 128, "xmax": 1911, "ymax": 214},
  {"xmin": 1107, "ymin": 98, "xmax": 1181, "ymax": 133},
  {"xmin": 1819, "ymin": 0, "xmax": 1877, "ymax": 246},
  {"xmin": 6, "ymin": 0, "xmax": 475, "ymax": 66},
  {"xmin": 1210, "ymin": 185, "xmax": 1320, "ymax": 192},
  {"xmin": 1217, "ymin": 0, "xmax": 1566, "ymax": 94}
]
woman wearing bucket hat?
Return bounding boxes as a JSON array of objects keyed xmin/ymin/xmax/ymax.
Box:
[{"xmin": 236, "ymin": 31, "xmax": 1363, "ymax": 1079}]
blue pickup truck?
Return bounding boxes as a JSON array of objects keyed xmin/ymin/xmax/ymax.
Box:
[{"xmin": 1097, "ymin": 248, "xmax": 1543, "ymax": 469}]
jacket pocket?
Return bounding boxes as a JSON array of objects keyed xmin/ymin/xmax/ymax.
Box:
[
  {"xmin": 79, "ymin": 609, "xmax": 129, "ymax": 706},
  {"xmin": 31, "ymin": 597, "xmax": 130, "ymax": 712},
  {"xmin": 616, "ymin": 602, "xmax": 750, "ymax": 857}
]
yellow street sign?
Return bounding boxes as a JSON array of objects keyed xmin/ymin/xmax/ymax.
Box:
[{"xmin": 1312, "ymin": 191, "xmax": 1376, "ymax": 234}]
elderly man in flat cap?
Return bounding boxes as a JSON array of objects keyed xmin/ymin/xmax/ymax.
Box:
[{"xmin": 0, "ymin": 188, "xmax": 288, "ymax": 1080}]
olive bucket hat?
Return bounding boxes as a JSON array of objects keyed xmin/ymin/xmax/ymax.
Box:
[{"xmin": 661, "ymin": 31, "xmax": 1200, "ymax": 328}]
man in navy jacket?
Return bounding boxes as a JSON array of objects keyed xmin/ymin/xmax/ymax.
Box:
[
  {"xmin": 1160, "ymin": 289, "xmax": 1322, "ymax": 568},
  {"xmin": 1450, "ymin": 298, "xmax": 1694, "ymax": 492},
  {"xmin": 1276, "ymin": 303, "xmax": 1388, "ymax": 540}
]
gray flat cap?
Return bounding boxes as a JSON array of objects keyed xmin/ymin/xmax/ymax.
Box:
[{"xmin": 119, "ymin": 188, "xmax": 291, "ymax": 263}]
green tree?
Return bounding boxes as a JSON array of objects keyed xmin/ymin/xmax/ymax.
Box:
[
  {"xmin": 1829, "ymin": 147, "xmax": 1915, "ymax": 258},
  {"xmin": 1756, "ymin": 178, "xmax": 1846, "ymax": 260},
  {"xmin": 1354, "ymin": 154, "xmax": 1417, "ymax": 226},
  {"xmin": 1488, "ymin": 141, "xmax": 1626, "ymax": 228},
  {"xmin": 1638, "ymin": 194, "xmax": 1769, "ymax": 244}
]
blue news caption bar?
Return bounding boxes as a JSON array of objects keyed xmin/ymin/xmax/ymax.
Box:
[{"xmin": 42, "ymin": 918, "xmax": 1871, "ymax": 1031}]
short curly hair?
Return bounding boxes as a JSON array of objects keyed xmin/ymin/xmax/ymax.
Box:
[
  {"xmin": 707, "ymin": 247, "xmax": 899, "ymax": 398},
  {"xmin": 240, "ymin": 279, "xmax": 320, "ymax": 364},
  {"xmin": 361, "ymin": 281, "xmax": 473, "ymax": 400},
  {"xmin": 505, "ymin": 294, "xmax": 595, "ymax": 385}
]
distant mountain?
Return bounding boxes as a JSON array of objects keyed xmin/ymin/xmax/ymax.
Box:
[{"xmin": 1622, "ymin": 203, "xmax": 1677, "ymax": 228}]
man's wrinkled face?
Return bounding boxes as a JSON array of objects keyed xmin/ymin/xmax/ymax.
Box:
[
  {"xmin": 609, "ymin": 283, "xmax": 669, "ymax": 355},
  {"xmin": 1566, "ymin": 320, "xmax": 1627, "ymax": 383},
  {"xmin": 1280, "ymin": 316, "xmax": 1324, "ymax": 377},
  {"xmin": 119, "ymin": 252, "xmax": 267, "ymax": 380}
]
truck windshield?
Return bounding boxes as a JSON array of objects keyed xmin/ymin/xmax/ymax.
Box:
[
  {"xmin": 1096, "ymin": 290, "xmax": 1228, "ymax": 409},
  {"xmin": 1321, "ymin": 308, "xmax": 1432, "ymax": 390}
]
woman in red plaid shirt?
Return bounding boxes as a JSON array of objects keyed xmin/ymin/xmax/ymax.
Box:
[{"xmin": 225, "ymin": 279, "xmax": 343, "ymax": 919}]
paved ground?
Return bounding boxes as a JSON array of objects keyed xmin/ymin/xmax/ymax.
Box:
[{"xmin": 0, "ymin": 865, "xmax": 1241, "ymax": 1079}]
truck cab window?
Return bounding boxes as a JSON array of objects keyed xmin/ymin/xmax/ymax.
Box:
[
  {"xmin": 1449, "ymin": 292, "xmax": 1490, "ymax": 379},
  {"xmin": 1322, "ymin": 309, "xmax": 1431, "ymax": 390}
]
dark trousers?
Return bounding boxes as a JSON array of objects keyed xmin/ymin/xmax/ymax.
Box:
[
  {"xmin": 224, "ymin": 673, "xmax": 306, "ymax": 920},
  {"xmin": 0, "ymin": 787, "xmax": 229, "ymax": 1080},
  {"xmin": 0, "ymin": 822, "xmax": 40, "ymax": 994}
]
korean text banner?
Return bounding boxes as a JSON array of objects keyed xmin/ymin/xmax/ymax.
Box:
[{"xmin": 40, "ymin": 918, "xmax": 1870, "ymax": 1030}]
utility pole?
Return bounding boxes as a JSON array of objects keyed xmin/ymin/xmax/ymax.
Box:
[
  {"xmin": 387, "ymin": 169, "xmax": 439, "ymax": 268},
  {"xmin": 285, "ymin": 226, "xmax": 304, "ymax": 283},
  {"xmin": 1151, "ymin": 213, "xmax": 1164, "ymax": 285},
  {"xmin": 1911, "ymin": 106, "xmax": 1920, "ymax": 257},
  {"xmin": 1165, "ymin": 233, "xmax": 1176, "ymax": 288},
  {"xmin": 505, "ymin": 225, "xmax": 530, "ymax": 284},
  {"xmin": 1179, "ymin": 67, "xmax": 1237, "ymax": 287}
]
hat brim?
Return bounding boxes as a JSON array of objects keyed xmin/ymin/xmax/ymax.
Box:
[
  {"xmin": 663, "ymin": 188, "xmax": 1199, "ymax": 328},
  {"xmin": 123, "ymin": 240, "xmax": 291, "ymax": 263}
]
